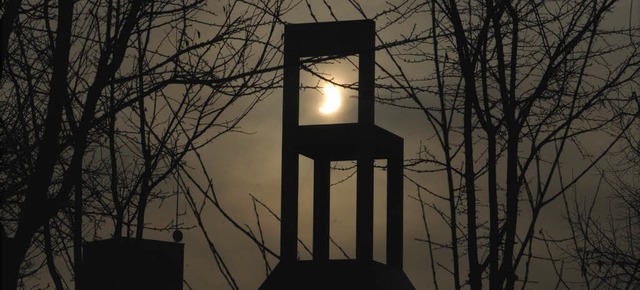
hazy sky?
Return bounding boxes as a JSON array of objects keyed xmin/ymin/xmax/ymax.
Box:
[{"xmin": 137, "ymin": 1, "xmax": 640, "ymax": 289}]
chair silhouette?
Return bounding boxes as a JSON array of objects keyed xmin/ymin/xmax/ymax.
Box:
[{"xmin": 260, "ymin": 20, "xmax": 414, "ymax": 290}]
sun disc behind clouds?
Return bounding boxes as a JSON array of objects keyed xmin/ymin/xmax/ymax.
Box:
[{"xmin": 319, "ymin": 84, "xmax": 341, "ymax": 114}]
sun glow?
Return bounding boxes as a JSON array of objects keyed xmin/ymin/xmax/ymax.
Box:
[{"xmin": 319, "ymin": 84, "xmax": 341, "ymax": 114}]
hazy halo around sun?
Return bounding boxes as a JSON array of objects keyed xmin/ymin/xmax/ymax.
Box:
[{"xmin": 319, "ymin": 83, "xmax": 341, "ymax": 114}]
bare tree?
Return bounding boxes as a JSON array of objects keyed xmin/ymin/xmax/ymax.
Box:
[
  {"xmin": 4, "ymin": 1, "xmax": 637, "ymax": 289},
  {"xmin": 175, "ymin": 2, "xmax": 639, "ymax": 289},
  {"xmin": 170, "ymin": 1, "xmax": 639, "ymax": 289},
  {"xmin": 367, "ymin": 0, "xmax": 640, "ymax": 289},
  {"xmin": 565, "ymin": 101, "xmax": 640, "ymax": 289},
  {"xmin": 0, "ymin": 0, "xmax": 284, "ymax": 289}
]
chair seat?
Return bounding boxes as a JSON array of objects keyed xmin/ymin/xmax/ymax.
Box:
[{"xmin": 293, "ymin": 123, "xmax": 403, "ymax": 161}]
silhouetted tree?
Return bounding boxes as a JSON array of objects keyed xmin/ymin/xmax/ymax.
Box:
[
  {"xmin": 0, "ymin": 1, "xmax": 283, "ymax": 289},
  {"xmin": 6, "ymin": 1, "xmax": 635, "ymax": 289},
  {"xmin": 565, "ymin": 106, "xmax": 640, "ymax": 289},
  {"xmin": 177, "ymin": 2, "xmax": 638, "ymax": 289},
  {"xmin": 370, "ymin": 0, "xmax": 640, "ymax": 289}
]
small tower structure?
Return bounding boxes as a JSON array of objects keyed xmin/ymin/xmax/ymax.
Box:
[
  {"xmin": 81, "ymin": 238, "xmax": 184, "ymax": 290},
  {"xmin": 259, "ymin": 20, "xmax": 414, "ymax": 290}
]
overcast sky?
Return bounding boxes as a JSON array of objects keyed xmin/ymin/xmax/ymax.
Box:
[{"xmin": 137, "ymin": 1, "xmax": 640, "ymax": 289}]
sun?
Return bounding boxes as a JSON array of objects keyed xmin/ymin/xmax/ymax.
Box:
[{"xmin": 319, "ymin": 83, "xmax": 341, "ymax": 114}]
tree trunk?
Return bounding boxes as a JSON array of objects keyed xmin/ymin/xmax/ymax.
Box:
[
  {"xmin": 3, "ymin": 1, "xmax": 75, "ymax": 288},
  {"xmin": 2, "ymin": 236, "xmax": 31, "ymax": 290}
]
